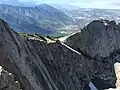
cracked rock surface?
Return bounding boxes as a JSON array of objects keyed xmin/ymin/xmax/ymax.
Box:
[
  {"xmin": 66, "ymin": 20, "xmax": 120, "ymax": 89},
  {"xmin": 0, "ymin": 66, "xmax": 21, "ymax": 90}
]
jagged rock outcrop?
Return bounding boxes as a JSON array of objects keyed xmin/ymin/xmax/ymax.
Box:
[
  {"xmin": 65, "ymin": 20, "xmax": 120, "ymax": 89},
  {"xmin": 0, "ymin": 18, "xmax": 89, "ymax": 90},
  {"xmin": 0, "ymin": 66, "xmax": 21, "ymax": 90},
  {"xmin": 66, "ymin": 20, "xmax": 120, "ymax": 57}
]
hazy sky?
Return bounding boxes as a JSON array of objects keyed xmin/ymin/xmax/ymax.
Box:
[{"xmin": 1, "ymin": 0, "xmax": 120, "ymax": 9}]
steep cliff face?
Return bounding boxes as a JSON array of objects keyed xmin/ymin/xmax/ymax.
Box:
[
  {"xmin": 0, "ymin": 18, "xmax": 89, "ymax": 90},
  {"xmin": 66, "ymin": 20, "xmax": 120, "ymax": 89}
]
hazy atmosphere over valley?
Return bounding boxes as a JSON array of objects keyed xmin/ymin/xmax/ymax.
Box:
[{"xmin": 0, "ymin": 0, "xmax": 120, "ymax": 90}]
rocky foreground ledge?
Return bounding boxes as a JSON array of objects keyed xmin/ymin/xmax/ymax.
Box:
[
  {"xmin": 0, "ymin": 66, "xmax": 21, "ymax": 90},
  {"xmin": 0, "ymin": 18, "xmax": 120, "ymax": 90}
]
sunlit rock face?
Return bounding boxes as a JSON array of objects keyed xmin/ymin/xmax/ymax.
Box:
[{"xmin": 114, "ymin": 62, "xmax": 120, "ymax": 88}]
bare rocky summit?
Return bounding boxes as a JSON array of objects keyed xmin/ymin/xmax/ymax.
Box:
[
  {"xmin": 0, "ymin": 18, "xmax": 120, "ymax": 90},
  {"xmin": 66, "ymin": 20, "xmax": 120, "ymax": 57}
]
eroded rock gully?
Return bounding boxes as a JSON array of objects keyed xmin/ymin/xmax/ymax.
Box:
[{"xmin": 0, "ymin": 18, "xmax": 119, "ymax": 90}]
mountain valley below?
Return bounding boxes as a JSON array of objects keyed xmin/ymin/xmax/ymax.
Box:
[{"xmin": 0, "ymin": 4, "xmax": 78, "ymax": 37}]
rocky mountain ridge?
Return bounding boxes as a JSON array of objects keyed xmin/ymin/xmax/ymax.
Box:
[
  {"xmin": 0, "ymin": 18, "xmax": 88, "ymax": 90},
  {"xmin": 65, "ymin": 19, "xmax": 120, "ymax": 89},
  {"xmin": 0, "ymin": 18, "xmax": 120, "ymax": 90}
]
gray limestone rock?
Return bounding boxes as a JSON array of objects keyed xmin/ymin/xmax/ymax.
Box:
[
  {"xmin": 0, "ymin": 66, "xmax": 21, "ymax": 90},
  {"xmin": 66, "ymin": 20, "xmax": 120, "ymax": 89},
  {"xmin": 0, "ymin": 18, "xmax": 86, "ymax": 90}
]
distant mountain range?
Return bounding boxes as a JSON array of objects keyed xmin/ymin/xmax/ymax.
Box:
[
  {"xmin": 61, "ymin": 8, "xmax": 120, "ymax": 28},
  {"xmin": 1, "ymin": 3, "xmax": 119, "ymax": 37},
  {"xmin": 0, "ymin": 4, "xmax": 72, "ymax": 36}
]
